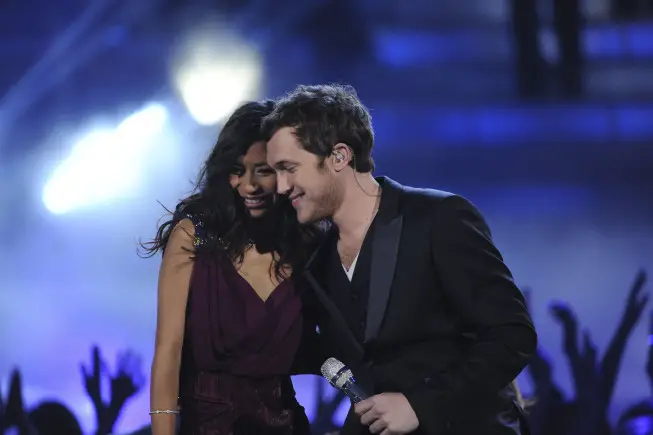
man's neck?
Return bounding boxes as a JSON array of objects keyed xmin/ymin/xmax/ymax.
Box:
[{"xmin": 332, "ymin": 172, "xmax": 380, "ymax": 240}]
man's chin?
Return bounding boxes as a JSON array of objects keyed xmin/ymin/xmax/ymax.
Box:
[
  {"xmin": 297, "ymin": 209, "xmax": 324, "ymax": 225},
  {"xmin": 296, "ymin": 210, "xmax": 311, "ymax": 224}
]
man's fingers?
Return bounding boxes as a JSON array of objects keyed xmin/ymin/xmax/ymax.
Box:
[
  {"xmin": 360, "ymin": 408, "xmax": 380, "ymax": 426},
  {"xmin": 368, "ymin": 417, "xmax": 387, "ymax": 434},
  {"xmin": 354, "ymin": 398, "xmax": 374, "ymax": 415}
]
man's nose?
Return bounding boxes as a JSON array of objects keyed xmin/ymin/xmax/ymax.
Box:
[{"xmin": 276, "ymin": 173, "xmax": 291, "ymax": 195}]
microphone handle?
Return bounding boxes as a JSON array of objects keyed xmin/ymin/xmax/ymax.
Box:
[{"xmin": 342, "ymin": 379, "xmax": 370, "ymax": 403}]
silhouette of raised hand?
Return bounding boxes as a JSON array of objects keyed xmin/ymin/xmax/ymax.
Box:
[
  {"xmin": 81, "ymin": 346, "xmax": 107, "ymax": 410},
  {"xmin": 0, "ymin": 369, "xmax": 35, "ymax": 435},
  {"xmin": 598, "ymin": 269, "xmax": 649, "ymax": 413},
  {"xmin": 109, "ymin": 349, "xmax": 145, "ymax": 410},
  {"xmin": 549, "ymin": 301, "xmax": 579, "ymax": 354},
  {"xmin": 8, "ymin": 370, "xmax": 25, "ymax": 426},
  {"xmin": 549, "ymin": 300, "xmax": 585, "ymax": 399},
  {"xmin": 550, "ymin": 301, "xmax": 577, "ymax": 326},
  {"xmin": 621, "ymin": 269, "xmax": 648, "ymax": 331},
  {"xmin": 576, "ymin": 331, "xmax": 599, "ymax": 398},
  {"xmin": 600, "ymin": 270, "xmax": 648, "ymax": 381},
  {"xmin": 566, "ymin": 330, "xmax": 611, "ymax": 435},
  {"xmin": 646, "ymin": 311, "xmax": 653, "ymax": 393},
  {"xmin": 81, "ymin": 346, "xmax": 144, "ymax": 435}
]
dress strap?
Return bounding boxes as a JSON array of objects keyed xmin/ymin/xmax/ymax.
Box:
[{"xmin": 181, "ymin": 212, "xmax": 211, "ymax": 248}]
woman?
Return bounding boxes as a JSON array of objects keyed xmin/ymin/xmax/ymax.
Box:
[{"xmin": 142, "ymin": 100, "xmax": 320, "ymax": 435}]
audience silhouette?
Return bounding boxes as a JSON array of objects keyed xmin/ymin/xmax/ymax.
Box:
[{"xmin": 1, "ymin": 270, "xmax": 650, "ymax": 435}]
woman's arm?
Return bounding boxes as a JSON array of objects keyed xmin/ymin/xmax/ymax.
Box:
[{"xmin": 150, "ymin": 219, "xmax": 195, "ymax": 435}]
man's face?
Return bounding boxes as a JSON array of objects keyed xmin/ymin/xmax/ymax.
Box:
[{"xmin": 266, "ymin": 127, "xmax": 341, "ymax": 224}]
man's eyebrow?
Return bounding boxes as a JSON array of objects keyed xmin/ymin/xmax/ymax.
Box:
[{"xmin": 272, "ymin": 160, "xmax": 297, "ymax": 169}]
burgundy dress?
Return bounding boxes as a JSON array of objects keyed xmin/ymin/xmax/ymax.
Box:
[{"xmin": 177, "ymin": 215, "xmax": 312, "ymax": 435}]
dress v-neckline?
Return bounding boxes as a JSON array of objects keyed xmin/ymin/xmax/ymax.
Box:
[{"xmin": 224, "ymin": 257, "xmax": 290, "ymax": 304}]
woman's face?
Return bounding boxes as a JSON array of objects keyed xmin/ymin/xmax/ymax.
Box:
[{"xmin": 229, "ymin": 141, "xmax": 277, "ymax": 218}]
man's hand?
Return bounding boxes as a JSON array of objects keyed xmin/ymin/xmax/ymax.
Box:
[{"xmin": 354, "ymin": 393, "xmax": 419, "ymax": 435}]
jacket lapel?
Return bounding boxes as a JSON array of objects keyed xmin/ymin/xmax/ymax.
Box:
[{"xmin": 365, "ymin": 177, "xmax": 403, "ymax": 343}]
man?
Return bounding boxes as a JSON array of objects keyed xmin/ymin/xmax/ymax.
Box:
[{"xmin": 263, "ymin": 84, "xmax": 537, "ymax": 435}]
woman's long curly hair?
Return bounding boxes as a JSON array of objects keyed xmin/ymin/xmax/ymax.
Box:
[{"xmin": 140, "ymin": 100, "xmax": 320, "ymax": 278}]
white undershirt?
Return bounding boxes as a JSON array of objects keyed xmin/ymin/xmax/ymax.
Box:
[{"xmin": 342, "ymin": 252, "xmax": 360, "ymax": 281}]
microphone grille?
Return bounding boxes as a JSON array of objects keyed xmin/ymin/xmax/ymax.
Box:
[
  {"xmin": 320, "ymin": 357, "xmax": 354, "ymax": 389},
  {"xmin": 320, "ymin": 357, "xmax": 345, "ymax": 379}
]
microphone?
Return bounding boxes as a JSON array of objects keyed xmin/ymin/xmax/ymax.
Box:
[{"xmin": 320, "ymin": 357, "xmax": 370, "ymax": 403}]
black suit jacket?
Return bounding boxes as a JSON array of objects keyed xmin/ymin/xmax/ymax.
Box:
[{"xmin": 301, "ymin": 177, "xmax": 537, "ymax": 435}]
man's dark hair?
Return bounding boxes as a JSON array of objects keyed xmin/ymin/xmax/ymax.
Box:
[{"xmin": 262, "ymin": 84, "xmax": 375, "ymax": 172}]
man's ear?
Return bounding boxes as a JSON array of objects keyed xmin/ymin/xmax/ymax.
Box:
[{"xmin": 331, "ymin": 143, "xmax": 352, "ymax": 171}]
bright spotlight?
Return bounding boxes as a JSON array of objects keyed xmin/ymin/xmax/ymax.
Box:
[
  {"xmin": 173, "ymin": 25, "xmax": 263, "ymax": 126},
  {"xmin": 42, "ymin": 104, "xmax": 168, "ymax": 215}
]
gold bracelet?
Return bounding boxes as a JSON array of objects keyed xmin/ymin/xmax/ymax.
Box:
[{"xmin": 149, "ymin": 409, "xmax": 180, "ymax": 415}]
